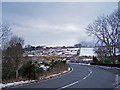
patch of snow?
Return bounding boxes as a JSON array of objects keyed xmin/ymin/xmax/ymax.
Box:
[
  {"xmin": 68, "ymin": 67, "xmax": 71, "ymax": 71},
  {"xmin": 62, "ymin": 71, "xmax": 67, "ymax": 73},
  {"xmin": 116, "ymin": 52, "xmax": 120, "ymax": 55},
  {"xmin": 99, "ymin": 66, "xmax": 111, "ymax": 69},
  {"xmin": 45, "ymin": 67, "xmax": 71, "ymax": 79},
  {"xmin": 28, "ymin": 54, "xmax": 34, "ymax": 57},
  {"xmin": 82, "ymin": 59, "xmax": 93, "ymax": 61},
  {"xmin": 79, "ymin": 63, "xmax": 91, "ymax": 65},
  {"xmin": 66, "ymin": 60, "xmax": 70, "ymax": 63},
  {"xmin": 45, "ymin": 74, "xmax": 60, "ymax": 79},
  {"xmin": 40, "ymin": 65, "xmax": 49, "ymax": 71},
  {"xmin": 59, "ymin": 52, "xmax": 64, "ymax": 55},
  {"xmin": 0, "ymin": 80, "xmax": 35, "ymax": 88}
]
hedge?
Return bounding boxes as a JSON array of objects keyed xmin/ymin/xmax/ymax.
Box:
[{"xmin": 91, "ymin": 63, "xmax": 120, "ymax": 68}]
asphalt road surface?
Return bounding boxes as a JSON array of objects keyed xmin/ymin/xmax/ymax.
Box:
[{"xmin": 11, "ymin": 63, "xmax": 116, "ymax": 89}]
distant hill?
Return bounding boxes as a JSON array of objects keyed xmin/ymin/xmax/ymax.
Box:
[{"xmin": 74, "ymin": 42, "xmax": 95, "ymax": 48}]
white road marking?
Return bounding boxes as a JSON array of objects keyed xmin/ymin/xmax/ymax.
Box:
[
  {"xmin": 113, "ymin": 74, "xmax": 120, "ymax": 89},
  {"xmin": 60, "ymin": 81, "xmax": 79, "ymax": 89},
  {"xmin": 115, "ymin": 75, "xmax": 119, "ymax": 85},
  {"xmin": 57, "ymin": 68, "xmax": 92, "ymax": 90},
  {"xmin": 114, "ymin": 74, "xmax": 119, "ymax": 89}
]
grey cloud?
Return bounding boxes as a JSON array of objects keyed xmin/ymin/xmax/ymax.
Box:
[{"xmin": 2, "ymin": 2, "xmax": 118, "ymax": 46}]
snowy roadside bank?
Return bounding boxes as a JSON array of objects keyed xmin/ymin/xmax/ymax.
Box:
[
  {"xmin": 45, "ymin": 67, "xmax": 71, "ymax": 79},
  {"xmin": 0, "ymin": 67, "xmax": 72, "ymax": 89},
  {"xmin": 91, "ymin": 65, "xmax": 120, "ymax": 71},
  {"xmin": 0, "ymin": 80, "xmax": 36, "ymax": 89},
  {"xmin": 70, "ymin": 62, "xmax": 91, "ymax": 66}
]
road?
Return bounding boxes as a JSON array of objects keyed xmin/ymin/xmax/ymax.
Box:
[{"xmin": 11, "ymin": 63, "xmax": 116, "ymax": 89}]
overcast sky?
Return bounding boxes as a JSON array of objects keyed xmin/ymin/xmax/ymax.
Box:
[{"xmin": 2, "ymin": 2, "xmax": 118, "ymax": 47}]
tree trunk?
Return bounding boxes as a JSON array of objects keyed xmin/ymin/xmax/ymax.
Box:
[{"xmin": 16, "ymin": 69, "xmax": 18, "ymax": 80}]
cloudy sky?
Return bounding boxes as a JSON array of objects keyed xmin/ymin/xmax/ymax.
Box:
[{"xmin": 2, "ymin": 1, "xmax": 118, "ymax": 47}]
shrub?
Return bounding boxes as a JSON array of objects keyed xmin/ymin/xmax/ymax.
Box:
[
  {"xmin": 41, "ymin": 62, "xmax": 49, "ymax": 66},
  {"xmin": 91, "ymin": 63, "xmax": 120, "ymax": 68},
  {"xmin": 2, "ymin": 69, "xmax": 16, "ymax": 81},
  {"xmin": 19, "ymin": 60, "xmax": 44, "ymax": 79},
  {"xmin": 99, "ymin": 57, "xmax": 112, "ymax": 64},
  {"xmin": 2, "ymin": 59, "xmax": 16, "ymax": 81},
  {"xmin": 93, "ymin": 56, "xmax": 98, "ymax": 62},
  {"xmin": 117, "ymin": 55, "xmax": 120, "ymax": 63}
]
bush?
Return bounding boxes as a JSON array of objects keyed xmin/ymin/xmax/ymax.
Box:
[
  {"xmin": 91, "ymin": 63, "xmax": 120, "ymax": 68},
  {"xmin": 61, "ymin": 60, "xmax": 66, "ymax": 64},
  {"xmin": 2, "ymin": 59, "xmax": 16, "ymax": 81},
  {"xmin": 117, "ymin": 55, "xmax": 120, "ymax": 63},
  {"xmin": 49, "ymin": 60, "xmax": 67, "ymax": 69},
  {"xmin": 104, "ymin": 58, "xmax": 112, "ymax": 64},
  {"xmin": 2, "ymin": 70, "xmax": 16, "ymax": 81},
  {"xmin": 93, "ymin": 56, "xmax": 98, "ymax": 62},
  {"xmin": 19, "ymin": 60, "xmax": 44, "ymax": 79},
  {"xmin": 41, "ymin": 62, "xmax": 49, "ymax": 66},
  {"xmin": 99, "ymin": 57, "xmax": 113, "ymax": 64}
]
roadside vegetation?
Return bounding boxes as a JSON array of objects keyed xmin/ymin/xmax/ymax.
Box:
[
  {"xmin": 91, "ymin": 56, "xmax": 120, "ymax": 68},
  {"xmin": 86, "ymin": 9, "xmax": 120, "ymax": 66},
  {"xmin": 1, "ymin": 23, "xmax": 70, "ymax": 84}
]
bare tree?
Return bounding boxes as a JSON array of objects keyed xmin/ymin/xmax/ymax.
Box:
[
  {"xmin": 0, "ymin": 23, "xmax": 12, "ymax": 49},
  {"xmin": 3, "ymin": 36, "xmax": 24, "ymax": 80},
  {"xmin": 9, "ymin": 36, "xmax": 24, "ymax": 80},
  {"xmin": 94, "ymin": 46, "xmax": 109, "ymax": 59},
  {"xmin": 0, "ymin": 23, "xmax": 11, "ymax": 83},
  {"xmin": 9, "ymin": 36, "xmax": 24, "ymax": 47},
  {"xmin": 86, "ymin": 11, "xmax": 120, "ymax": 63}
]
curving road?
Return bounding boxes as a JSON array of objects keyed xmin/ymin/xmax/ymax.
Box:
[{"xmin": 12, "ymin": 63, "xmax": 116, "ymax": 89}]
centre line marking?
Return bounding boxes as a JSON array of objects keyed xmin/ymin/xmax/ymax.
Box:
[{"xmin": 57, "ymin": 68, "xmax": 92, "ymax": 90}]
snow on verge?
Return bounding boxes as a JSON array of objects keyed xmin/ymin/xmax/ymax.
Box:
[
  {"xmin": 0, "ymin": 67, "xmax": 71, "ymax": 89},
  {"xmin": 40, "ymin": 65, "xmax": 49, "ymax": 71},
  {"xmin": 79, "ymin": 63, "xmax": 91, "ymax": 65},
  {"xmin": 0, "ymin": 80, "xmax": 35, "ymax": 89},
  {"xmin": 45, "ymin": 67, "xmax": 71, "ymax": 79},
  {"xmin": 97, "ymin": 65, "xmax": 120, "ymax": 70}
]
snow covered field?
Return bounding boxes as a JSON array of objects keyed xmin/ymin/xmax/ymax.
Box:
[
  {"xmin": 23, "ymin": 48, "xmax": 80, "ymax": 57},
  {"xmin": 79, "ymin": 47, "xmax": 120, "ymax": 57},
  {"xmin": 79, "ymin": 48, "xmax": 97, "ymax": 57}
]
